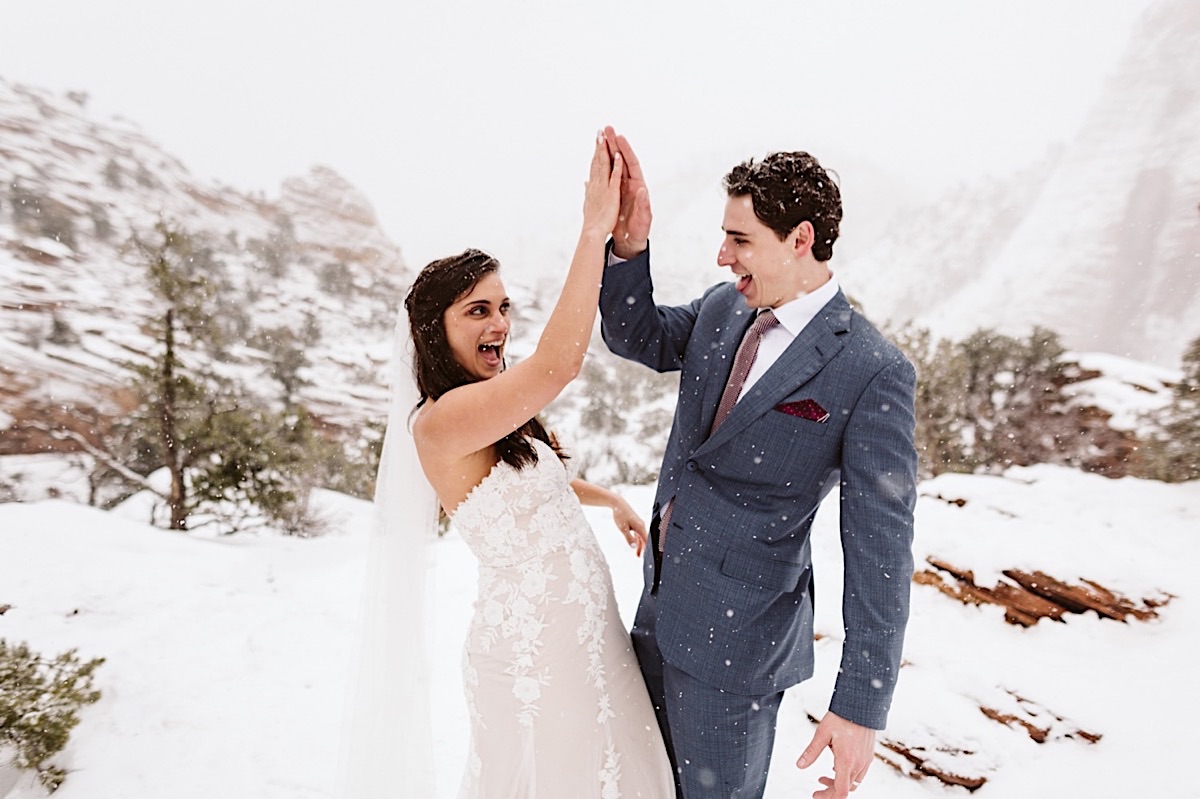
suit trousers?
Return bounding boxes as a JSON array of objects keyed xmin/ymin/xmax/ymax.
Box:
[{"xmin": 633, "ymin": 593, "xmax": 785, "ymax": 799}]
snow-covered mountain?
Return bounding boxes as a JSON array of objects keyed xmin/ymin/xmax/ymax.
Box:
[
  {"xmin": 842, "ymin": 0, "xmax": 1200, "ymax": 367},
  {"xmin": 0, "ymin": 77, "xmax": 408, "ymax": 455}
]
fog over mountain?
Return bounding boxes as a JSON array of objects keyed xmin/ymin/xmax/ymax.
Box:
[{"xmin": 841, "ymin": 0, "xmax": 1200, "ymax": 367}]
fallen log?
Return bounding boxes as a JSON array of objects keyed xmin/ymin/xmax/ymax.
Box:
[{"xmin": 917, "ymin": 556, "xmax": 1170, "ymax": 626}]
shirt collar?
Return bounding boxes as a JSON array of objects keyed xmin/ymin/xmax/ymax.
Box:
[{"xmin": 766, "ymin": 273, "xmax": 841, "ymax": 337}]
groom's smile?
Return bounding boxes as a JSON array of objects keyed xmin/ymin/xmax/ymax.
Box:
[{"xmin": 718, "ymin": 195, "xmax": 813, "ymax": 310}]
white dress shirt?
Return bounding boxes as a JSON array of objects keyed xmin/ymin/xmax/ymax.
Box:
[{"xmin": 739, "ymin": 275, "xmax": 840, "ymax": 401}]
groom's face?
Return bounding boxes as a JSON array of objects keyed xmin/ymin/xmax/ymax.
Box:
[{"xmin": 717, "ymin": 195, "xmax": 806, "ymax": 309}]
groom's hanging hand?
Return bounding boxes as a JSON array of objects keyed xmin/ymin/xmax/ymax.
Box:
[
  {"xmin": 603, "ymin": 126, "xmax": 652, "ymax": 259},
  {"xmin": 796, "ymin": 711, "xmax": 875, "ymax": 798}
]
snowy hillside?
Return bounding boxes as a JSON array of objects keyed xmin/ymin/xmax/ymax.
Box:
[
  {"xmin": 0, "ymin": 77, "xmax": 408, "ymax": 448},
  {"xmin": 842, "ymin": 0, "xmax": 1200, "ymax": 367},
  {"xmin": 1, "ymin": 464, "xmax": 1196, "ymax": 798}
]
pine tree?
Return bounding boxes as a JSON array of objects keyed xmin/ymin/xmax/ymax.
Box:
[
  {"xmin": 1144, "ymin": 336, "xmax": 1200, "ymax": 481},
  {"xmin": 955, "ymin": 327, "xmax": 1082, "ymax": 471},
  {"xmin": 0, "ymin": 641, "xmax": 104, "ymax": 792},
  {"xmin": 96, "ymin": 222, "xmax": 333, "ymax": 532},
  {"xmin": 893, "ymin": 325, "xmax": 1106, "ymax": 476},
  {"xmin": 29, "ymin": 220, "xmax": 370, "ymax": 533},
  {"xmin": 131, "ymin": 222, "xmax": 222, "ymax": 529},
  {"xmin": 249, "ymin": 326, "xmax": 311, "ymax": 405},
  {"xmin": 891, "ymin": 326, "xmax": 972, "ymax": 477}
]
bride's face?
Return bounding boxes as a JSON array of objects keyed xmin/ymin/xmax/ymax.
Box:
[{"xmin": 443, "ymin": 272, "xmax": 511, "ymax": 381}]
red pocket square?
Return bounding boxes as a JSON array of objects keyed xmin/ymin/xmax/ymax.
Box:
[{"xmin": 775, "ymin": 399, "xmax": 830, "ymax": 423}]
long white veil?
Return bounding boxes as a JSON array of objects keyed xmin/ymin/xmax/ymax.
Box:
[{"xmin": 337, "ymin": 301, "xmax": 440, "ymax": 796}]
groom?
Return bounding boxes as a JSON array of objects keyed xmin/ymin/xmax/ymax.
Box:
[{"xmin": 598, "ymin": 128, "xmax": 917, "ymax": 799}]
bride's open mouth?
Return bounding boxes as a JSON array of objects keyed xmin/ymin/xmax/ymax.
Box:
[{"xmin": 478, "ymin": 342, "xmax": 504, "ymax": 368}]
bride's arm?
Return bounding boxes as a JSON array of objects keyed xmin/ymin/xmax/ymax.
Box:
[
  {"xmin": 416, "ymin": 135, "xmax": 623, "ymax": 460},
  {"xmin": 571, "ymin": 478, "xmax": 647, "ymax": 557}
]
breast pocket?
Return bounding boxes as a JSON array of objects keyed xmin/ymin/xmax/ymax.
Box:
[
  {"xmin": 723, "ymin": 407, "xmax": 836, "ymax": 484},
  {"xmin": 768, "ymin": 395, "xmax": 840, "ymax": 439}
]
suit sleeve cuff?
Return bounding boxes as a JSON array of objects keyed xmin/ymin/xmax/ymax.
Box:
[{"xmin": 605, "ymin": 238, "xmax": 648, "ymax": 267}]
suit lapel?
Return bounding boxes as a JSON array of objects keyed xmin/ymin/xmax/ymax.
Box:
[{"xmin": 699, "ymin": 292, "xmax": 852, "ymax": 454}]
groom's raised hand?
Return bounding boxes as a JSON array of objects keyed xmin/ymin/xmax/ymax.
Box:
[{"xmin": 603, "ymin": 126, "xmax": 652, "ymax": 259}]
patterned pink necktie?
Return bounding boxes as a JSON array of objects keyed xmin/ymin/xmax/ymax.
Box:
[
  {"xmin": 710, "ymin": 310, "xmax": 779, "ymax": 434},
  {"xmin": 659, "ymin": 310, "xmax": 779, "ymax": 550}
]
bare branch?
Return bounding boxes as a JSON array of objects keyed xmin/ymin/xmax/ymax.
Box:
[{"xmin": 31, "ymin": 424, "xmax": 165, "ymax": 498}]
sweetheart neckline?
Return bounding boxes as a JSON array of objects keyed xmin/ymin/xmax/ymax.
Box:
[{"xmin": 448, "ymin": 438, "xmax": 557, "ymax": 519}]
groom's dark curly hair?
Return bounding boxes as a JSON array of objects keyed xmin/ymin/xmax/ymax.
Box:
[
  {"xmin": 404, "ymin": 248, "xmax": 564, "ymax": 471},
  {"xmin": 723, "ymin": 151, "xmax": 842, "ymax": 262}
]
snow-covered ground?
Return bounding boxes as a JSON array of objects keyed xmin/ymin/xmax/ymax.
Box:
[{"xmin": 1, "ymin": 464, "xmax": 1197, "ymax": 798}]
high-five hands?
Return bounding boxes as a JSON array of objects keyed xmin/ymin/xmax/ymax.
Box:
[
  {"xmin": 583, "ymin": 129, "xmax": 624, "ymax": 239},
  {"xmin": 602, "ymin": 126, "xmax": 652, "ymax": 259},
  {"xmin": 796, "ymin": 711, "xmax": 876, "ymax": 798}
]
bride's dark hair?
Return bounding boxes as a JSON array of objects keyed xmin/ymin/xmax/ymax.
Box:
[{"xmin": 404, "ymin": 248, "xmax": 565, "ymax": 470}]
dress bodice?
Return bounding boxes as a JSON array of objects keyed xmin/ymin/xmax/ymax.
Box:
[{"xmin": 451, "ymin": 439, "xmax": 590, "ymax": 568}]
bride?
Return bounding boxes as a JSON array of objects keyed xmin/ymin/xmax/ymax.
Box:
[{"xmin": 343, "ymin": 133, "xmax": 674, "ymax": 797}]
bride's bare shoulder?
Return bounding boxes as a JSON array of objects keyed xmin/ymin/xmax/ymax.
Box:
[
  {"xmin": 412, "ymin": 400, "xmax": 432, "ymax": 427},
  {"xmin": 412, "ymin": 392, "xmax": 459, "ymax": 431},
  {"xmin": 413, "ymin": 399, "xmax": 477, "ymax": 466},
  {"xmin": 413, "ymin": 401, "xmax": 500, "ymax": 512},
  {"xmin": 411, "ymin": 400, "xmax": 437, "ymax": 449}
]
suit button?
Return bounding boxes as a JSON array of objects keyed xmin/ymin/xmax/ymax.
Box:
[{"xmin": 686, "ymin": 461, "xmax": 698, "ymax": 472}]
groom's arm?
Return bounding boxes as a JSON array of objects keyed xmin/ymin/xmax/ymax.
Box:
[
  {"xmin": 797, "ymin": 354, "xmax": 917, "ymax": 797},
  {"xmin": 599, "ymin": 241, "xmax": 702, "ymax": 373},
  {"xmin": 830, "ymin": 354, "xmax": 919, "ymax": 730},
  {"xmin": 599, "ymin": 126, "xmax": 705, "ymax": 371}
]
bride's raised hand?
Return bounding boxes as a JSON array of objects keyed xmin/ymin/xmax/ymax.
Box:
[{"xmin": 581, "ymin": 131, "xmax": 624, "ymax": 239}]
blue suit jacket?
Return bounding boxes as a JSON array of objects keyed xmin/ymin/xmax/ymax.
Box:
[{"xmin": 599, "ymin": 246, "xmax": 917, "ymax": 730}]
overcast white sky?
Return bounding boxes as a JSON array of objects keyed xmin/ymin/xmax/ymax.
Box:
[{"xmin": 1, "ymin": 0, "xmax": 1155, "ymax": 273}]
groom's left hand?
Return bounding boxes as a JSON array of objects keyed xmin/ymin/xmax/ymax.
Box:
[{"xmin": 795, "ymin": 711, "xmax": 875, "ymax": 798}]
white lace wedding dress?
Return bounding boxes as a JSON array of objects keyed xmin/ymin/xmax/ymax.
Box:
[{"xmin": 450, "ymin": 438, "xmax": 675, "ymax": 798}]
